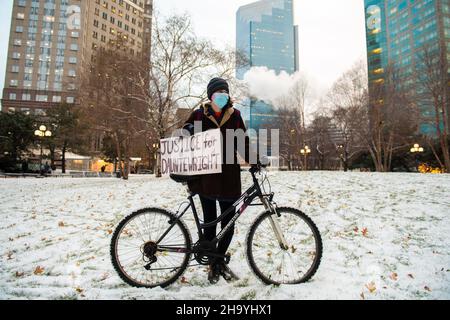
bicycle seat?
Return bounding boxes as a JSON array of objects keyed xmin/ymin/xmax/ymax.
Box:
[{"xmin": 170, "ymin": 173, "xmax": 200, "ymax": 184}]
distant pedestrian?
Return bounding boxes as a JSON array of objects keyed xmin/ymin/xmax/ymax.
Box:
[
  {"xmin": 21, "ymin": 160, "xmax": 28, "ymax": 173},
  {"xmin": 44, "ymin": 162, "xmax": 51, "ymax": 175}
]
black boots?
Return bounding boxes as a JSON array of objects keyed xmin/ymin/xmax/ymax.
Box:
[{"xmin": 208, "ymin": 259, "xmax": 239, "ymax": 284}]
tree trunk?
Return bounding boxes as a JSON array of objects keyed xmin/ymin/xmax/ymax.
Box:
[{"xmin": 62, "ymin": 143, "xmax": 67, "ymax": 174}]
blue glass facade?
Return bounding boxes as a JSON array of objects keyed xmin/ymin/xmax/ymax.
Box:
[
  {"xmin": 236, "ymin": 0, "xmax": 298, "ymax": 132},
  {"xmin": 364, "ymin": 0, "xmax": 450, "ymax": 136}
]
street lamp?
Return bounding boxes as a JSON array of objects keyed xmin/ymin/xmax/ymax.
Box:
[
  {"xmin": 410, "ymin": 143, "xmax": 424, "ymax": 172},
  {"xmin": 34, "ymin": 125, "xmax": 52, "ymax": 175},
  {"xmin": 300, "ymin": 145, "xmax": 311, "ymax": 171}
]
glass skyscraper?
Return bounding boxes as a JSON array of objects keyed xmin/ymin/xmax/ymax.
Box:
[
  {"xmin": 364, "ymin": 0, "xmax": 450, "ymax": 135},
  {"xmin": 236, "ymin": 0, "xmax": 299, "ymax": 132}
]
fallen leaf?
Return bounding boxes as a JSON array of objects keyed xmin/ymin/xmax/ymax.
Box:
[
  {"xmin": 180, "ymin": 276, "xmax": 189, "ymax": 284},
  {"xmin": 107, "ymin": 229, "xmax": 113, "ymax": 235},
  {"xmin": 365, "ymin": 281, "xmax": 376, "ymax": 293},
  {"xmin": 389, "ymin": 273, "xmax": 398, "ymax": 281},
  {"xmin": 408, "ymin": 274, "xmax": 414, "ymax": 279},
  {"xmin": 362, "ymin": 228, "xmax": 369, "ymax": 237},
  {"xmin": 75, "ymin": 287, "xmax": 84, "ymax": 293},
  {"xmin": 34, "ymin": 266, "xmax": 45, "ymax": 275},
  {"xmin": 58, "ymin": 221, "xmax": 65, "ymax": 227},
  {"xmin": 353, "ymin": 227, "xmax": 359, "ymax": 233},
  {"xmin": 360, "ymin": 292, "xmax": 365, "ymax": 300},
  {"xmin": 424, "ymin": 286, "xmax": 431, "ymax": 292},
  {"xmin": 15, "ymin": 271, "xmax": 25, "ymax": 278},
  {"xmin": 99, "ymin": 273, "xmax": 110, "ymax": 281}
]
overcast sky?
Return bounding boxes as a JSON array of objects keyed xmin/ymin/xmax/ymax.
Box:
[{"xmin": 0, "ymin": 0, "xmax": 367, "ymax": 106}]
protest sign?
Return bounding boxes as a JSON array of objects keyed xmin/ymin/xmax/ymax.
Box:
[{"xmin": 160, "ymin": 129, "xmax": 222, "ymax": 176}]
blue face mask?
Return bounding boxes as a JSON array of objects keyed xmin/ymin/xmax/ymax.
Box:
[{"xmin": 212, "ymin": 93, "xmax": 229, "ymax": 109}]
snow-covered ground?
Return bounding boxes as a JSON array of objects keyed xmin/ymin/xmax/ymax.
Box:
[{"xmin": 0, "ymin": 171, "xmax": 449, "ymax": 300}]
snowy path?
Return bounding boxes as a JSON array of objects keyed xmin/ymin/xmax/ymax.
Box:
[{"xmin": 0, "ymin": 172, "xmax": 449, "ymax": 300}]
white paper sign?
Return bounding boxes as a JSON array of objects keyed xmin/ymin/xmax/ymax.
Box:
[{"xmin": 160, "ymin": 129, "xmax": 222, "ymax": 176}]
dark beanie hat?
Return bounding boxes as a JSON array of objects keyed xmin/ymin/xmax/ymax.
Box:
[{"xmin": 207, "ymin": 77, "xmax": 229, "ymax": 100}]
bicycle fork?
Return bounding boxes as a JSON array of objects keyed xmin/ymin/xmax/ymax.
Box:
[{"xmin": 262, "ymin": 198, "xmax": 289, "ymax": 251}]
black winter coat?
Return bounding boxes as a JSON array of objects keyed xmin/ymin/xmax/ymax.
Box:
[{"xmin": 183, "ymin": 102, "xmax": 253, "ymax": 200}]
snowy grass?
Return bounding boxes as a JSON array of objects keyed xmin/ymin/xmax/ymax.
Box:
[{"xmin": 0, "ymin": 172, "xmax": 449, "ymax": 300}]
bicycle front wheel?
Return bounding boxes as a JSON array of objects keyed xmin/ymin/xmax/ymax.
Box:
[
  {"xmin": 246, "ymin": 207, "xmax": 322, "ymax": 285},
  {"xmin": 111, "ymin": 208, "xmax": 192, "ymax": 288}
]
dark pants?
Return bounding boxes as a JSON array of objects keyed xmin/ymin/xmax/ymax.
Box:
[{"xmin": 199, "ymin": 196, "xmax": 237, "ymax": 260}]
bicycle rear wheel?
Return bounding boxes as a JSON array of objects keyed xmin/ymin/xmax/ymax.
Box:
[
  {"xmin": 246, "ymin": 207, "xmax": 322, "ymax": 285},
  {"xmin": 111, "ymin": 208, "xmax": 192, "ymax": 288}
]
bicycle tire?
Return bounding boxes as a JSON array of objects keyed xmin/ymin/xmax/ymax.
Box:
[
  {"xmin": 110, "ymin": 207, "xmax": 192, "ymax": 288},
  {"xmin": 246, "ymin": 207, "xmax": 322, "ymax": 285}
]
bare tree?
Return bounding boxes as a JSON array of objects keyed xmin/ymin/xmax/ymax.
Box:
[
  {"xmin": 327, "ymin": 61, "xmax": 368, "ymax": 171},
  {"xmin": 79, "ymin": 41, "xmax": 147, "ymax": 180},
  {"xmin": 128, "ymin": 13, "xmax": 244, "ymax": 176},
  {"xmin": 270, "ymin": 107, "xmax": 303, "ymax": 170},
  {"xmin": 415, "ymin": 44, "xmax": 450, "ymax": 172},
  {"xmin": 365, "ymin": 64, "xmax": 419, "ymax": 172}
]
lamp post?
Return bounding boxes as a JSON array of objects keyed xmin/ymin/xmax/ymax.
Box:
[
  {"xmin": 410, "ymin": 143, "xmax": 424, "ymax": 172},
  {"xmin": 300, "ymin": 145, "xmax": 311, "ymax": 171},
  {"xmin": 34, "ymin": 125, "xmax": 52, "ymax": 175}
]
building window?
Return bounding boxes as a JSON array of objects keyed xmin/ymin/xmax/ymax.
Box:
[
  {"xmin": 69, "ymin": 56, "xmax": 77, "ymax": 64},
  {"xmin": 70, "ymin": 44, "xmax": 78, "ymax": 51},
  {"xmin": 13, "ymin": 39, "xmax": 22, "ymax": 46},
  {"xmin": 10, "ymin": 80, "xmax": 18, "ymax": 87},
  {"xmin": 16, "ymin": 26, "xmax": 24, "ymax": 33},
  {"xmin": 36, "ymin": 95, "xmax": 48, "ymax": 102},
  {"xmin": 22, "ymin": 93, "xmax": 31, "ymax": 100},
  {"xmin": 9, "ymin": 93, "xmax": 17, "ymax": 100},
  {"xmin": 17, "ymin": 13, "xmax": 25, "ymax": 20},
  {"xmin": 12, "ymin": 52, "xmax": 21, "ymax": 59},
  {"xmin": 71, "ymin": 31, "xmax": 79, "ymax": 38},
  {"xmin": 67, "ymin": 97, "xmax": 75, "ymax": 104},
  {"xmin": 52, "ymin": 96, "xmax": 62, "ymax": 103},
  {"xmin": 11, "ymin": 65, "xmax": 20, "ymax": 73},
  {"xmin": 68, "ymin": 69, "xmax": 76, "ymax": 77},
  {"xmin": 18, "ymin": 0, "xmax": 26, "ymax": 7}
]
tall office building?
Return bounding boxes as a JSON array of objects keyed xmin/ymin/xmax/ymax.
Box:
[
  {"xmin": 1, "ymin": 0, "xmax": 152, "ymax": 115},
  {"xmin": 364, "ymin": 0, "xmax": 449, "ymax": 135},
  {"xmin": 236, "ymin": 0, "xmax": 299, "ymax": 132}
]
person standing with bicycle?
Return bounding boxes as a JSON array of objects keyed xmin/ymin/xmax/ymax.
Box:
[{"xmin": 182, "ymin": 77, "xmax": 258, "ymax": 284}]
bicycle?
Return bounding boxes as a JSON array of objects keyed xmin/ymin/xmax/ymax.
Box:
[{"xmin": 110, "ymin": 165, "xmax": 323, "ymax": 288}]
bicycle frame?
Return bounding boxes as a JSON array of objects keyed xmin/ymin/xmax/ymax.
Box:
[{"xmin": 156, "ymin": 168, "xmax": 287, "ymax": 255}]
